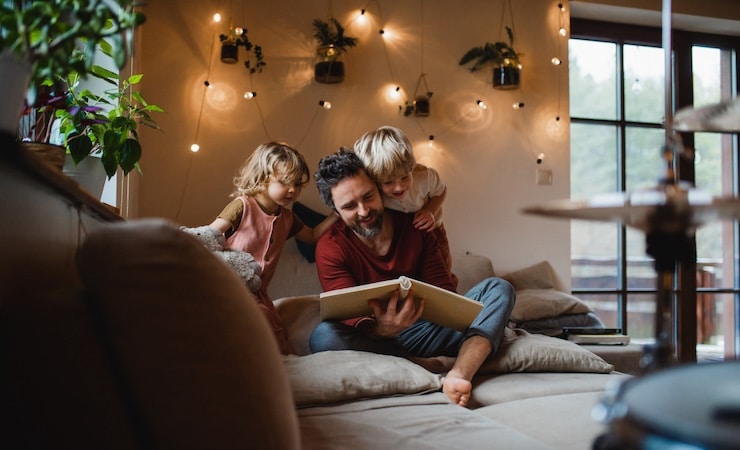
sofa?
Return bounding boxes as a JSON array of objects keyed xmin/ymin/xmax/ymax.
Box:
[{"xmin": 1, "ymin": 141, "xmax": 635, "ymax": 449}]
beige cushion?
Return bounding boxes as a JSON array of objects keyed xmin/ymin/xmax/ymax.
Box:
[
  {"xmin": 274, "ymin": 295, "xmax": 321, "ymax": 356},
  {"xmin": 452, "ymin": 252, "xmax": 496, "ymax": 294},
  {"xmin": 511, "ymin": 288, "xmax": 592, "ymax": 321},
  {"xmin": 284, "ymin": 350, "xmax": 443, "ymax": 408},
  {"xmin": 501, "ymin": 261, "xmax": 554, "ymax": 290},
  {"xmin": 481, "ymin": 328, "xmax": 614, "ymax": 374},
  {"xmin": 75, "ymin": 219, "xmax": 300, "ymax": 450}
]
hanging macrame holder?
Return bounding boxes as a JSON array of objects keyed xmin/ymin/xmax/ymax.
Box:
[
  {"xmin": 412, "ymin": 73, "xmax": 431, "ymax": 117},
  {"xmin": 493, "ymin": 0, "xmax": 521, "ymax": 90}
]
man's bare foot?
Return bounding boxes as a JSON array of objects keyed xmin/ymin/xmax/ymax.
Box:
[
  {"xmin": 408, "ymin": 355, "xmax": 456, "ymax": 373},
  {"xmin": 442, "ymin": 372, "xmax": 472, "ymax": 407}
]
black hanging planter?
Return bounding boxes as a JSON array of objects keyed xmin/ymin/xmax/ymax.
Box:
[
  {"xmin": 220, "ymin": 41, "xmax": 239, "ymax": 64},
  {"xmin": 493, "ymin": 63, "xmax": 521, "ymax": 90},
  {"xmin": 414, "ymin": 95, "xmax": 431, "ymax": 117},
  {"xmin": 315, "ymin": 45, "xmax": 345, "ymax": 84}
]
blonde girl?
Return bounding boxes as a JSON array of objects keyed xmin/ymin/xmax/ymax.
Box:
[{"xmin": 209, "ymin": 141, "xmax": 336, "ymax": 354}]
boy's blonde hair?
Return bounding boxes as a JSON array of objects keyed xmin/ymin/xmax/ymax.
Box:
[
  {"xmin": 232, "ymin": 141, "xmax": 310, "ymax": 197},
  {"xmin": 353, "ymin": 126, "xmax": 416, "ymax": 181}
]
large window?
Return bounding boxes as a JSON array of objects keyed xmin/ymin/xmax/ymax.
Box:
[{"xmin": 569, "ymin": 20, "xmax": 740, "ymax": 360}]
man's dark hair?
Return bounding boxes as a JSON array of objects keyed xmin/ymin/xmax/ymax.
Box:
[{"xmin": 315, "ymin": 148, "xmax": 367, "ymax": 210}]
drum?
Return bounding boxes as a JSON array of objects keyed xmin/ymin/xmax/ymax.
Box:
[{"xmin": 593, "ymin": 361, "xmax": 740, "ymax": 450}]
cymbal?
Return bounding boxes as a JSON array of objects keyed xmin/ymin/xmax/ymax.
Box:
[
  {"xmin": 672, "ymin": 97, "xmax": 740, "ymax": 133},
  {"xmin": 523, "ymin": 187, "xmax": 740, "ymax": 233}
]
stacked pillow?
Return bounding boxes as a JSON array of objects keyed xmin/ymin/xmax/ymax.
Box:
[{"xmin": 501, "ymin": 261, "xmax": 605, "ymax": 334}]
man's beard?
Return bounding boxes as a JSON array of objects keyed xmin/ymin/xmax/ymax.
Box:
[{"xmin": 350, "ymin": 211, "xmax": 383, "ymax": 238}]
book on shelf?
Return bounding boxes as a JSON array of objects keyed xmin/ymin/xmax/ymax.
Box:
[{"xmin": 319, "ymin": 276, "xmax": 483, "ymax": 331}]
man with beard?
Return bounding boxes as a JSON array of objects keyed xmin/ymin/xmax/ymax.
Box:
[{"xmin": 310, "ymin": 149, "xmax": 515, "ymax": 407}]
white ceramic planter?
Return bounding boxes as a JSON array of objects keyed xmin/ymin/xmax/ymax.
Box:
[
  {"xmin": 0, "ymin": 52, "xmax": 30, "ymax": 136},
  {"xmin": 63, "ymin": 155, "xmax": 107, "ymax": 199}
]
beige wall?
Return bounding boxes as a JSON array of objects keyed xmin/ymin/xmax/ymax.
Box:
[{"xmin": 131, "ymin": 0, "xmax": 736, "ymax": 289}]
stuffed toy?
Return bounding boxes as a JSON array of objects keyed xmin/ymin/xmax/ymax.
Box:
[{"xmin": 179, "ymin": 225, "xmax": 263, "ymax": 293}]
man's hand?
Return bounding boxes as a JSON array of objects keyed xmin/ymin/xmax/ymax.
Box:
[{"xmin": 368, "ymin": 290, "xmax": 424, "ymax": 337}]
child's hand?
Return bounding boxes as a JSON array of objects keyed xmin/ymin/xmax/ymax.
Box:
[{"xmin": 413, "ymin": 209, "xmax": 436, "ymax": 231}]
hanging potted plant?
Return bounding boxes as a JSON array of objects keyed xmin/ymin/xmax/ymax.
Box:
[
  {"xmin": 312, "ymin": 17, "xmax": 358, "ymax": 84},
  {"xmin": 218, "ymin": 21, "xmax": 265, "ymax": 74},
  {"xmin": 401, "ymin": 74, "xmax": 433, "ymax": 117},
  {"xmin": 458, "ymin": 26, "xmax": 522, "ymax": 90}
]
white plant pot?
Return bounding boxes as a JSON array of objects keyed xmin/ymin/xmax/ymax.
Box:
[
  {"xmin": 0, "ymin": 52, "xmax": 30, "ymax": 136},
  {"xmin": 63, "ymin": 155, "xmax": 107, "ymax": 199}
]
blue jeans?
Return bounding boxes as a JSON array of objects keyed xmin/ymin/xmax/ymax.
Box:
[{"xmin": 309, "ymin": 277, "xmax": 515, "ymax": 359}]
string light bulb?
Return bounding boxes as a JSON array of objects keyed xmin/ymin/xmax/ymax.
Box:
[
  {"xmin": 213, "ymin": 13, "xmax": 221, "ymax": 22},
  {"xmin": 318, "ymin": 100, "xmax": 332, "ymax": 109},
  {"xmin": 512, "ymin": 102, "xmax": 525, "ymax": 109},
  {"xmin": 559, "ymin": 27, "xmax": 567, "ymax": 37},
  {"xmin": 191, "ymin": 143, "xmax": 200, "ymax": 153},
  {"xmin": 243, "ymin": 91, "xmax": 257, "ymax": 99},
  {"xmin": 551, "ymin": 57, "xmax": 561, "ymax": 65},
  {"xmin": 476, "ymin": 99, "xmax": 487, "ymax": 110}
]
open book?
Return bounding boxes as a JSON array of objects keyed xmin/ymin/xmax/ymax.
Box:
[{"xmin": 319, "ymin": 276, "xmax": 483, "ymax": 331}]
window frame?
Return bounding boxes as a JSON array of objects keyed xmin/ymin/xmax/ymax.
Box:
[{"xmin": 569, "ymin": 19, "xmax": 740, "ymax": 361}]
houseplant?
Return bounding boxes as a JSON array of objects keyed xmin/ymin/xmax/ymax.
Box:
[
  {"xmin": 312, "ymin": 17, "xmax": 358, "ymax": 84},
  {"xmin": 0, "ymin": 0, "xmax": 146, "ymax": 176},
  {"xmin": 458, "ymin": 26, "xmax": 522, "ymax": 90},
  {"xmin": 56, "ymin": 45, "xmax": 164, "ymax": 179},
  {"xmin": 218, "ymin": 22, "xmax": 265, "ymax": 74},
  {"xmin": 0, "ymin": 0, "xmax": 145, "ymax": 114}
]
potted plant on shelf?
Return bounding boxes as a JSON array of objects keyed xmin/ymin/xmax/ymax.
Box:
[
  {"xmin": 0, "ymin": 0, "xmax": 145, "ymax": 136},
  {"xmin": 57, "ymin": 46, "xmax": 164, "ymax": 179},
  {"xmin": 458, "ymin": 26, "xmax": 522, "ymax": 90},
  {"xmin": 312, "ymin": 17, "xmax": 358, "ymax": 84}
]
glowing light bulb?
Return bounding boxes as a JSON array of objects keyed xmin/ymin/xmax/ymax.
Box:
[
  {"xmin": 537, "ymin": 153, "xmax": 545, "ymax": 164},
  {"xmin": 213, "ymin": 13, "xmax": 222, "ymax": 22},
  {"xmin": 551, "ymin": 57, "xmax": 561, "ymax": 65},
  {"xmin": 512, "ymin": 102, "xmax": 524, "ymax": 109},
  {"xmin": 243, "ymin": 91, "xmax": 257, "ymax": 99},
  {"xmin": 558, "ymin": 3, "xmax": 566, "ymax": 12},
  {"xmin": 559, "ymin": 27, "xmax": 567, "ymax": 37},
  {"xmin": 234, "ymin": 27, "xmax": 244, "ymax": 36},
  {"xmin": 191, "ymin": 143, "xmax": 200, "ymax": 152},
  {"xmin": 319, "ymin": 100, "xmax": 332, "ymax": 109},
  {"xmin": 476, "ymin": 100, "xmax": 487, "ymax": 110}
]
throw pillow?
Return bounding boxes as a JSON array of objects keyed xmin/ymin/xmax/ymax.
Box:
[
  {"xmin": 511, "ymin": 288, "xmax": 592, "ymax": 322},
  {"xmin": 501, "ymin": 261, "xmax": 554, "ymax": 290},
  {"xmin": 480, "ymin": 328, "xmax": 614, "ymax": 374},
  {"xmin": 284, "ymin": 350, "xmax": 443, "ymax": 408},
  {"xmin": 292, "ymin": 202, "xmax": 327, "ymax": 262},
  {"xmin": 75, "ymin": 219, "xmax": 301, "ymax": 449}
]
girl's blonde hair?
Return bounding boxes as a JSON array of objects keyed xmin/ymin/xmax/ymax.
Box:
[
  {"xmin": 232, "ymin": 141, "xmax": 310, "ymax": 197},
  {"xmin": 353, "ymin": 126, "xmax": 416, "ymax": 181}
]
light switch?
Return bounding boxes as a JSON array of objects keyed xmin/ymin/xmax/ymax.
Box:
[{"xmin": 536, "ymin": 169, "xmax": 552, "ymax": 185}]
